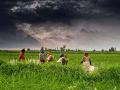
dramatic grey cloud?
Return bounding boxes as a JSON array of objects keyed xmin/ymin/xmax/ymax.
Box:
[
  {"xmin": 8, "ymin": 0, "xmax": 120, "ymax": 22},
  {"xmin": 15, "ymin": 17, "xmax": 120, "ymax": 50},
  {"xmin": 1, "ymin": 0, "xmax": 120, "ymax": 50}
]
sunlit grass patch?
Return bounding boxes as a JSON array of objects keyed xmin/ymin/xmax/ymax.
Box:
[{"xmin": 8, "ymin": 59, "xmax": 42, "ymax": 65}]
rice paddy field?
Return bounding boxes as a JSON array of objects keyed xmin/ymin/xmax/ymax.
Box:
[{"xmin": 0, "ymin": 50, "xmax": 120, "ymax": 90}]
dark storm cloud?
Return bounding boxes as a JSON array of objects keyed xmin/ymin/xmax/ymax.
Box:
[
  {"xmin": 8, "ymin": 0, "xmax": 120, "ymax": 23},
  {"xmin": 1, "ymin": 0, "xmax": 120, "ymax": 23},
  {"xmin": 8, "ymin": 0, "xmax": 96, "ymax": 23},
  {"xmin": 98, "ymin": 0, "xmax": 120, "ymax": 13},
  {"xmin": 1, "ymin": 0, "xmax": 120, "ymax": 49},
  {"xmin": 0, "ymin": 1, "xmax": 40, "ymax": 48},
  {"xmin": 0, "ymin": 0, "xmax": 119, "ymax": 25}
]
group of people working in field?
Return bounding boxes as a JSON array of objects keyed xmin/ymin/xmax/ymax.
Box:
[
  {"xmin": 19, "ymin": 47, "xmax": 68, "ymax": 65},
  {"xmin": 19, "ymin": 47, "xmax": 95, "ymax": 72}
]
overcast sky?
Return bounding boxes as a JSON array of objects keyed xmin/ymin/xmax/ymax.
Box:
[{"xmin": 1, "ymin": 0, "xmax": 120, "ymax": 50}]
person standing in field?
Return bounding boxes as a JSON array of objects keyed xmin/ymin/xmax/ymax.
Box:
[
  {"xmin": 39, "ymin": 47, "xmax": 47, "ymax": 63},
  {"xmin": 60, "ymin": 45, "xmax": 66, "ymax": 57},
  {"xmin": 19, "ymin": 48, "xmax": 26, "ymax": 61},
  {"xmin": 81, "ymin": 53, "xmax": 94, "ymax": 72}
]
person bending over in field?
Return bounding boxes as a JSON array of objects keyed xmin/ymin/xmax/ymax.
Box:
[
  {"xmin": 57, "ymin": 54, "xmax": 68, "ymax": 65},
  {"xmin": 39, "ymin": 47, "xmax": 47, "ymax": 63},
  {"xmin": 47, "ymin": 52, "xmax": 54, "ymax": 62},
  {"xmin": 19, "ymin": 48, "xmax": 26, "ymax": 61},
  {"xmin": 81, "ymin": 53, "xmax": 94, "ymax": 72},
  {"xmin": 57, "ymin": 45, "xmax": 68, "ymax": 65}
]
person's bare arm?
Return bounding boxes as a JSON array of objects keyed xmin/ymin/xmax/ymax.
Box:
[{"xmin": 89, "ymin": 58, "xmax": 92, "ymax": 65}]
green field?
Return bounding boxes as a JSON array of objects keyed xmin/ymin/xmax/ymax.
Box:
[{"xmin": 0, "ymin": 51, "xmax": 120, "ymax": 90}]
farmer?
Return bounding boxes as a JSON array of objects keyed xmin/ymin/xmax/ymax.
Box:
[
  {"xmin": 19, "ymin": 48, "xmax": 26, "ymax": 61},
  {"xmin": 81, "ymin": 53, "xmax": 94, "ymax": 72},
  {"xmin": 57, "ymin": 54, "xmax": 68, "ymax": 65},
  {"xmin": 47, "ymin": 52, "xmax": 54, "ymax": 62},
  {"xmin": 60, "ymin": 45, "xmax": 66, "ymax": 57},
  {"xmin": 39, "ymin": 47, "xmax": 47, "ymax": 63},
  {"xmin": 58, "ymin": 45, "xmax": 68, "ymax": 65}
]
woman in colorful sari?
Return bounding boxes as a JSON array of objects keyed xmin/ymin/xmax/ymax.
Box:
[
  {"xmin": 81, "ymin": 53, "xmax": 94, "ymax": 72},
  {"xmin": 19, "ymin": 49, "xmax": 26, "ymax": 61}
]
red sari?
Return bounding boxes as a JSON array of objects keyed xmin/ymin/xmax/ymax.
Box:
[{"xmin": 19, "ymin": 52, "xmax": 25, "ymax": 60}]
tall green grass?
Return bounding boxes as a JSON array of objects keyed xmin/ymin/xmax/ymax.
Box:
[{"xmin": 0, "ymin": 51, "xmax": 120, "ymax": 90}]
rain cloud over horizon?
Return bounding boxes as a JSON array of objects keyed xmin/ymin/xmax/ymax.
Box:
[{"xmin": 1, "ymin": 0, "xmax": 120, "ymax": 50}]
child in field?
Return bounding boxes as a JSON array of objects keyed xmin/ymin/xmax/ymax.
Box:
[
  {"xmin": 81, "ymin": 53, "xmax": 94, "ymax": 72},
  {"xmin": 39, "ymin": 47, "xmax": 46, "ymax": 63},
  {"xmin": 47, "ymin": 52, "xmax": 54, "ymax": 62},
  {"xmin": 19, "ymin": 49, "xmax": 25, "ymax": 61}
]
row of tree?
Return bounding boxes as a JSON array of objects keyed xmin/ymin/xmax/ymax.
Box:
[{"xmin": 27, "ymin": 46, "xmax": 117, "ymax": 52}]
